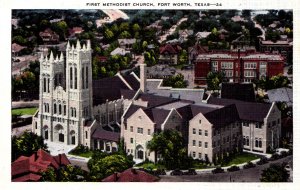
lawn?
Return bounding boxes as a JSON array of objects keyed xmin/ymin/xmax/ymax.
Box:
[
  {"xmin": 226, "ymin": 152, "xmax": 259, "ymax": 166},
  {"xmin": 69, "ymin": 151, "xmax": 93, "ymax": 158},
  {"xmin": 12, "ymin": 107, "xmax": 38, "ymax": 116},
  {"xmin": 136, "ymin": 162, "xmax": 166, "ymax": 170}
]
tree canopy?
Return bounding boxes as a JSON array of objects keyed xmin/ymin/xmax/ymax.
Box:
[{"xmin": 260, "ymin": 163, "xmax": 290, "ymax": 182}]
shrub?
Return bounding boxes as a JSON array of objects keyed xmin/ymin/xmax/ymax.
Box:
[
  {"xmin": 243, "ymin": 161, "xmax": 256, "ymax": 169},
  {"xmin": 212, "ymin": 167, "xmax": 224, "ymax": 174},
  {"xmin": 69, "ymin": 144, "xmax": 90, "ymax": 155},
  {"xmin": 227, "ymin": 165, "xmax": 240, "ymax": 172},
  {"xmin": 269, "ymin": 153, "xmax": 280, "ymax": 161}
]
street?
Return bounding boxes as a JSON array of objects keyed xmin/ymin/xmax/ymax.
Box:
[{"xmin": 159, "ymin": 156, "xmax": 292, "ymax": 182}]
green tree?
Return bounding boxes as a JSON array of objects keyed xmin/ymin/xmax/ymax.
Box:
[
  {"xmin": 163, "ymin": 73, "xmax": 187, "ymax": 88},
  {"xmin": 104, "ymin": 28, "xmax": 114, "ymax": 40},
  {"xmin": 119, "ymin": 22, "xmax": 130, "ymax": 31},
  {"xmin": 260, "ymin": 163, "xmax": 289, "ymax": 182},
  {"xmin": 119, "ymin": 30, "xmax": 131, "ymax": 38},
  {"xmin": 132, "ymin": 23, "xmax": 141, "ymax": 32},
  {"xmin": 12, "ymin": 131, "xmax": 48, "ymax": 161},
  {"xmin": 179, "ymin": 49, "xmax": 188, "ymax": 65},
  {"xmin": 206, "ymin": 71, "xmax": 225, "ymax": 91},
  {"xmin": 88, "ymin": 153, "xmax": 134, "ymax": 180},
  {"xmin": 40, "ymin": 165, "xmax": 87, "ymax": 182},
  {"xmin": 147, "ymin": 129, "xmax": 189, "ymax": 169}
]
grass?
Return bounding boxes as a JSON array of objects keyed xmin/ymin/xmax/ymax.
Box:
[
  {"xmin": 12, "ymin": 107, "xmax": 38, "ymax": 116},
  {"xmin": 69, "ymin": 151, "xmax": 93, "ymax": 158},
  {"xmin": 136, "ymin": 162, "xmax": 166, "ymax": 170},
  {"xmin": 226, "ymin": 152, "xmax": 258, "ymax": 166}
]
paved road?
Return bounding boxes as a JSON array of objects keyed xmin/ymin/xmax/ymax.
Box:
[
  {"xmin": 159, "ymin": 17, "xmax": 188, "ymax": 43},
  {"xmin": 12, "ymin": 100, "xmax": 39, "ymax": 109},
  {"xmin": 159, "ymin": 156, "xmax": 292, "ymax": 182}
]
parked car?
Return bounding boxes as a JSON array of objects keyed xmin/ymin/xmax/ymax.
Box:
[
  {"xmin": 183, "ymin": 169, "xmax": 197, "ymax": 175},
  {"xmin": 227, "ymin": 165, "xmax": 240, "ymax": 172},
  {"xmin": 243, "ymin": 162, "xmax": 256, "ymax": 169},
  {"xmin": 212, "ymin": 167, "xmax": 224, "ymax": 174},
  {"xmin": 256, "ymin": 157, "xmax": 269, "ymax": 165},
  {"xmin": 170, "ymin": 169, "xmax": 183, "ymax": 176},
  {"xmin": 153, "ymin": 169, "xmax": 166, "ymax": 176}
]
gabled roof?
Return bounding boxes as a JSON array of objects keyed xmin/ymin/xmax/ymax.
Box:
[
  {"xmin": 221, "ymin": 83, "xmax": 255, "ymax": 102},
  {"xmin": 135, "ymin": 93, "xmax": 179, "ymax": 108},
  {"xmin": 143, "ymin": 108, "xmax": 170, "ymax": 129},
  {"xmin": 92, "ymin": 127, "xmax": 120, "ymax": 142},
  {"xmin": 102, "ymin": 168, "xmax": 159, "ymax": 182},
  {"xmin": 207, "ymin": 97, "xmax": 272, "ymax": 122},
  {"xmin": 11, "ymin": 149, "xmax": 70, "ymax": 182},
  {"xmin": 159, "ymin": 44, "xmax": 181, "ymax": 54}
]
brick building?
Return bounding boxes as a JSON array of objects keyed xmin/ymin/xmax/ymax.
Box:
[{"xmin": 194, "ymin": 49, "xmax": 284, "ymax": 85}]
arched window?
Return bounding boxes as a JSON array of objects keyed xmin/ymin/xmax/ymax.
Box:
[
  {"xmin": 43, "ymin": 78, "xmax": 46, "ymax": 92},
  {"xmin": 86, "ymin": 66, "xmax": 88, "ymax": 89},
  {"xmin": 259, "ymin": 138, "xmax": 262, "ymax": 148},
  {"xmin": 59, "ymin": 104, "xmax": 62, "ymax": 115},
  {"xmin": 71, "ymin": 108, "xmax": 73, "ymax": 117},
  {"xmin": 82, "ymin": 67, "xmax": 84, "ymax": 89},
  {"xmin": 44, "ymin": 103, "xmax": 47, "ymax": 112},
  {"xmin": 74, "ymin": 108, "xmax": 76, "ymax": 117},
  {"xmin": 70, "ymin": 67, "xmax": 73, "ymax": 89},
  {"xmin": 47, "ymin": 78, "xmax": 50, "ymax": 92},
  {"xmin": 85, "ymin": 131, "xmax": 88, "ymax": 139},
  {"xmin": 54, "ymin": 103, "xmax": 57, "ymax": 114},
  {"xmin": 74, "ymin": 68, "xmax": 77, "ymax": 89},
  {"xmin": 63, "ymin": 105, "xmax": 66, "ymax": 115}
]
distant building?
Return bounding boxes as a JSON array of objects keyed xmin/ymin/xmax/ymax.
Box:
[
  {"xmin": 11, "ymin": 149, "xmax": 70, "ymax": 182},
  {"xmin": 188, "ymin": 44, "xmax": 208, "ymax": 65},
  {"xmin": 39, "ymin": 28, "xmax": 59, "ymax": 44},
  {"xmin": 118, "ymin": 38, "xmax": 137, "ymax": 50},
  {"xmin": 110, "ymin": 47, "xmax": 130, "ymax": 56},
  {"xmin": 259, "ymin": 38, "xmax": 293, "ymax": 63},
  {"xmin": 195, "ymin": 31, "xmax": 211, "ymax": 40},
  {"xmin": 194, "ymin": 49, "xmax": 284, "ymax": 85},
  {"xmin": 69, "ymin": 27, "xmax": 84, "ymax": 38},
  {"xmin": 102, "ymin": 168, "xmax": 159, "ymax": 182},
  {"xmin": 12, "ymin": 43, "xmax": 26, "ymax": 56},
  {"xmin": 178, "ymin": 29, "xmax": 194, "ymax": 42},
  {"xmin": 159, "ymin": 44, "xmax": 182, "ymax": 65},
  {"xmin": 146, "ymin": 65, "xmax": 176, "ymax": 79}
]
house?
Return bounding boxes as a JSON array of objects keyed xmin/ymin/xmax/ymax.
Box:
[
  {"xmin": 207, "ymin": 97, "xmax": 281, "ymax": 153},
  {"xmin": 102, "ymin": 168, "xmax": 159, "ymax": 182},
  {"xmin": 159, "ymin": 44, "xmax": 182, "ymax": 65},
  {"xmin": 220, "ymin": 83, "xmax": 255, "ymax": 102},
  {"xmin": 11, "ymin": 149, "xmax": 70, "ymax": 182},
  {"xmin": 12, "ymin": 43, "xmax": 26, "ymax": 56},
  {"xmin": 146, "ymin": 65, "xmax": 176, "ymax": 79},
  {"xmin": 259, "ymin": 38, "xmax": 293, "ymax": 63},
  {"xmin": 194, "ymin": 49, "xmax": 284, "ymax": 85},
  {"xmin": 231, "ymin": 15, "xmax": 247, "ymax": 22},
  {"xmin": 118, "ymin": 38, "xmax": 137, "ymax": 50},
  {"xmin": 39, "ymin": 28, "xmax": 59, "ymax": 44},
  {"xmin": 195, "ymin": 31, "xmax": 211, "ymax": 40},
  {"xmin": 110, "ymin": 47, "xmax": 130, "ymax": 56},
  {"xmin": 69, "ymin": 27, "xmax": 84, "ymax": 38},
  {"xmin": 188, "ymin": 44, "xmax": 208, "ymax": 64},
  {"xmin": 178, "ymin": 29, "xmax": 194, "ymax": 42},
  {"xmin": 267, "ymin": 87, "xmax": 293, "ymax": 107}
]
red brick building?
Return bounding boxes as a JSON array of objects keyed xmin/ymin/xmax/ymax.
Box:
[{"xmin": 194, "ymin": 49, "xmax": 284, "ymax": 85}]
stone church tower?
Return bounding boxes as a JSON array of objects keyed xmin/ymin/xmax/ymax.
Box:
[{"xmin": 33, "ymin": 40, "xmax": 94, "ymax": 147}]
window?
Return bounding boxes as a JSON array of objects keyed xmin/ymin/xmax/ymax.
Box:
[
  {"xmin": 148, "ymin": 129, "xmax": 151, "ymax": 135},
  {"xmin": 278, "ymin": 119, "xmax": 280, "ymax": 124},
  {"xmin": 85, "ymin": 131, "xmax": 88, "ymax": 139},
  {"xmin": 130, "ymin": 138, "xmax": 133, "ymax": 144},
  {"xmin": 137, "ymin": 127, "xmax": 143, "ymax": 134},
  {"xmin": 74, "ymin": 108, "xmax": 76, "ymax": 117},
  {"xmin": 74, "ymin": 68, "xmax": 77, "ymax": 89},
  {"xmin": 43, "ymin": 78, "xmax": 46, "ymax": 92},
  {"xmin": 47, "ymin": 78, "xmax": 50, "ymax": 92},
  {"xmin": 82, "ymin": 67, "xmax": 85, "ymax": 89},
  {"xmin": 35, "ymin": 122, "xmax": 37, "ymax": 129},
  {"xmin": 70, "ymin": 67, "xmax": 73, "ymax": 89},
  {"xmin": 59, "ymin": 104, "xmax": 62, "ymax": 115},
  {"xmin": 259, "ymin": 138, "xmax": 262, "ymax": 148},
  {"xmin": 63, "ymin": 105, "xmax": 66, "ymax": 115},
  {"xmin": 198, "ymin": 141, "xmax": 202, "ymax": 147},
  {"xmin": 205, "ymin": 142, "xmax": 208, "ymax": 148},
  {"xmin": 124, "ymin": 125, "xmax": 127, "ymax": 130},
  {"xmin": 86, "ymin": 66, "xmax": 88, "ymax": 89},
  {"xmin": 244, "ymin": 62, "xmax": 257, "ymax": 69},
  {"xmin": 192, "ymin": 128, "xmax": 196, "ymax": 134},
  {"xmin": 193, "ymin": 140, "xmax": 196, "ymax": 146},
  {"xmin": 199, "ymin": 120, "xmax": 201, "ymax": 124},
  {"xmin": 199, "ymin": 129, "xmax": 202, "ymax": 135},
  {"xmin": 130, "ymin": 126, "xmax": 133, "ymax": 132},
  {"xmin": 205, "ymin": 130, "xmax": 208, "ymax": 136},
  {"xmin": 54, "ymin": 103, "xmax": 57, "ymax": 114},
  {"xmin": 192, "ymin": 152, "xmax": 196, "ymax": 158},
  {"xmin": 221, "ymin": 62, "xmax": 233, "ymax": 69},
  {"xmin": 255, "ymin": 123, "xmax": 262, "ymax": 129},
  {"xmin": 243, "ymin": 122, "xmax": 249, "ymax": 127},
  {"xmin": 246, "ymin": 136, "xmax": 250, "ymax": 146},
  {"xmin": 198, "ymin": 153, "xmax": 202, "ymax": 159}
]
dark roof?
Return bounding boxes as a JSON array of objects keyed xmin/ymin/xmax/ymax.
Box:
[
  {"xmin": 144, "ymin": 108, "xmax": 170, "ymax": 129},
  {"xmin": 102, "ymin": 168, "xmax": 159, "ymax": 182},
  {"xmin": 207, "ymin": 97, "xmax": 272, "ymax": 122},
  {"xmin": 123, "ymin": 104, "xmax": 145, "ymax": 120},
  {"xmin": 92, "ymin": 74, "xmax": 140, "ymax": 105},
  {"xmin": 12, "ymin": 173, "xmax": 42, "ymax": 182},
  {"xmin": 221, "ymin": 83, "xmax": 255, "ymax": 102},
  {"xmin": 136, "ymin": 93, "xmax": 179, "ymax": 108},
  {"xmin": 123, "ymin": 74, "xmax": 140, "ymax": 90},
  {"xmin": 159, "ymin": 44, "xmax": 181, "ymax": 54},
  {"xmin": 120, "ymin": 89, "xmax": 137, "ymax": 100},
  {"xmin": 176, "ymin": 104, "xmax": 217, "ymax": 121},
  {"xmin": 92, "ymin": 127, "xmax": 120, "ymax": 142},
  {"xmin": 203, "ymin": 104, "xmax": 239, "ymax": 128},
  {"xmin": 92, "ymin": 76, "xmax": 130, "ymax": 105}
]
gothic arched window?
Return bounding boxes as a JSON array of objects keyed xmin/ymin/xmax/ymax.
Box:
[{"xmin": 70, "ymin": 67, "xmax": 73, "ymax": 89}]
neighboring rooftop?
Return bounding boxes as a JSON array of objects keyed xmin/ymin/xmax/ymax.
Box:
[
  {"xmin": 267, "ymin": 87, "xmax": 293, "ymax": 107},
  {"xmin": 92, "ymin": 127, "xmax": 120, "ymax": 142},
  {"xmin": 221, "ymin": 83, "xmax": 255, "ymax": 102},
  {"xmin": 102, "ymin": 168, "xmax": 159, "ymax": 182}
]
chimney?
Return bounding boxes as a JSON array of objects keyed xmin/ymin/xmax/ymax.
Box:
[{"xmin": 140, "ymin": 64, "xmax": 146, "ymax": 92}]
